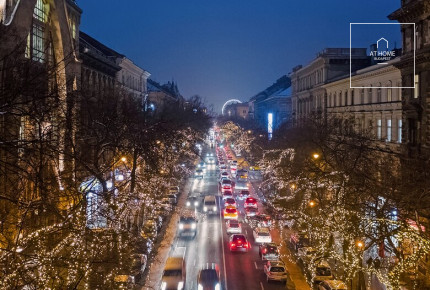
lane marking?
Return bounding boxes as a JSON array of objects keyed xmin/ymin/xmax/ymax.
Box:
[
  {"xmin": 254, "ymin": 261, "xmax": 258, "ymax": 269},
  {"xmin": 260, "ymin": 281, "xmax": 264, "ymax": 290},
  {"xmin": 219, "ymin": 196, "xmax": 228, "ymax": 290}
]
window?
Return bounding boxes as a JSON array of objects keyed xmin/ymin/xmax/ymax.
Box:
[
  {"xmin": 334, "ymin": 92, "xmax": 337, "ymax": 107},
  {"xmin": 377, "ymin": 84, "xmax": 382, "ymax": 103},
  {"xmin": 33, "ymin": 0, "xmax": 48, "ymax": 23},
  {"xmin": 360, "ymin": 89, "xmax": 364, "ymax": 104},
  {"xmin": 398, "ymin": 119, "xmax": 402, "ymax": 143},
  {"xmin": 368, "ymin": 86, "xmax": 372, "ymax": 103},
  {"xmin": 31, "ymin": 23, "xmax": 45, "ymax": 63},
  {"xmin": 387, "ymin": 88, "xmax": 392, "ymax": 102},
  {"xmin": 377, "ymin": 119, "xmax": 382, "ymax": 139},
  {"xmin": 351, "ymin": 89, "xmax": 354, "ymax": 105},
  {"xmin": 344, "ymin": 91, "xmax": 348, "ymax": 106},
  {"xmin": 414, "ymin": 74, "xmax": 420, "ymax": 98},
  {"xmin": 387, "ymin": 119, "xmax": 392, "ymax": 142}
]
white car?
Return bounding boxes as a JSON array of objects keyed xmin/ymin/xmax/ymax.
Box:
[
  {"xmin": 226, "ymin": 219, "xmax": 242, "ymax": 234},
  {"xmin": 313, "ymin": 260, "xmax": 334, "ymax": 283},
  {"xmin": 263, "ymin": 260, "xmax": 288, "ymax": 283},
  {"xmin": 318, "ymin": 280, "xmax": 347, "ymax": 290},
  {"xmin": 253, "ymin": 227, "xmax": 272, "ymax": 244}
]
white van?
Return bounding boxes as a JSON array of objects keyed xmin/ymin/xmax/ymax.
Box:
[{"xmin": 203, "ymin": 195, "xmax": 217, "ymax": 214}]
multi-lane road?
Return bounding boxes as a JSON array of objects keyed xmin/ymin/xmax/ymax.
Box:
[{"xmin": 169, "ymin": 147, "xmax": 288, "ymax": 290}]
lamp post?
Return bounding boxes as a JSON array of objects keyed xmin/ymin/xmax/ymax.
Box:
[{"xmin": 355, "ymin": 240, "xmax": 365, "ymax": 290}]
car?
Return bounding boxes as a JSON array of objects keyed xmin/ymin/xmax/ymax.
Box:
[
  {"xmin": 198, "ymin": 162, "xmax": 206, "ymax": 169},
  {"xmin": 161, "ymin": 255, "xmax": 186, "ymax": 290},
  {"xmin": 178, "ymin": 212, "xmax": 198, "ymax": 238},
  {"xmin": 229, "ymin": 234, "xmax": 250, "ymax": 252},
  {"xmin": 255, "ymin": 214, "xmax": 273, "ymax": 227},
  {"xmin": 197, "ymin": 263, "xmax": 221, "ymax": 290},
  {"xmin": 169, "ymin": 186, "xmax": 179, "ymax": 194},
  {"xmin": 203, "ymin": 195, "xmax": 217, "ymax": 214},
  {"xmin": 238, "ymin": 190, "xmax": 250, "ymax": 200},
  {"xmin": 318, "ymin": 280, "xmax": 348, "ymax": 290},
  {"xmin": 244, "ymin": 197, "xmax": 258, "ymax": 208},
  {"xmin": 249, "ymin": 165, "xmax": 261, "ymax": 171},
  {"xmin": 312, "ymin": 260, "xmax": 334, "ymax": 283},
  {"xmin": 220, "ymin": 171, "xmax": 229, "ymax": 179},
  {"xmin": 290, "ymin": 232, "xmax": 310, "ymax": 251},
  {"xmin": 186, "ymin": 196, "xmax": 201, "ymax": 209},
  {"xmin": 195, "ymin": 169, "xmax": 204, "ymax": 179},
  {"xmin": 222, "ymin": 190, "xmax": 233, "ymax": 200},
  {"xmin": 259, "ymin": 243, "xmax": 280, "ymax": 260},
  {"xmin": 297, "ymin": 247, "xmax": 318, "ymax": 265},
  {"xmin": 224, "ymin": 197, "xmax": 237, "ymax": 208},
  {"xmin": 207, "ymin": 157, "xmax": 215, "ymax": 164},
  {"xmin": 263, "ymin": 260, "xmax": 288, "ymax": 283},
  {"xmin": 226, "ymin": 220, "xmax": 242, "ymax": 234},
  {"xmin": 223, "ymin": 205, "xmax": 238, "ymax": 220},
  {"xmin": 245, "ymin": 207, "xmax": 258, "ymax": 217},
  {"xmin": 220, "ymin": 164, "xmax": 227, "ymax": 170},
  {"xmin": 221, "ymin": 184, "xmax": 232, "ymax": 193},
  {"xmin": 253, "ymin": 227, "xmax": 272, "ymax": 244},
  {"xmin": 167, "ymin": 194, "xmax": 177, "ymax": 205},
  {"xmin": 160, "ymin": 198, "xmax": 172, "ymax": 211}
]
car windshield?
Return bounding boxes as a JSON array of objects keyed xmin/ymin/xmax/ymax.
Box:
[
  {"xmin": 180, "ymin": 217, "xmax": 195, "ymax": 222},
  {"xmin": 247, "ymin": 208, "xmax": 257, "ymax": 212},
  {"xmin": 241, "ymin": 191, "xmax": 249, "ymax": 195},
  {"xmin": 270, "ymin": 267, "xmax": 285, "ymax": 273},
  {"xmin": 226, "ymin": 208, "xmax": 237, "ymax": 214},
  {"xmin": 164, "ymin": 269, "xmax": 182, "ymax": 276},
  {"xmin": 316, "ymin": 267, "xmax": 332, "ymax": 276},
  {"xmin": 225, "ymin": 198, "xmax": 235, "ymax": 203},
  {"xmin": 258, "ymin": 231, "xmax": 270, "ymax": 236},
  {"xmin": 205, "ymin": 200, "xmax": 215, "ymax": 205},
  {"xmin": 246, "ymin": 198, "xmax": 256, "ymax": 203}
]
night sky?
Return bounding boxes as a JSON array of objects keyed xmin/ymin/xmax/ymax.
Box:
[{"xmin": 77, "ymin": 0, "xmax": 401, "ymax": 113}]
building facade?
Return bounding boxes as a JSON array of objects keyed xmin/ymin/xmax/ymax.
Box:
[
  {"xmin": 290, "ymin": 48, "xmax": 370, "ymax": 123},
  {"xmin": 324, "ymin": 58, "xmax": 403, "ymax": 151},
  {"xmin": 389, "ymin": 0, "xmax": 430, "ymax": 159}
]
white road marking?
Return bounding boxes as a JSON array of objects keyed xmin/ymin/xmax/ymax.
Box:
[
  {"xmin": 260, "ymin": 281, "xmax": 265, "ymax": 290},
  {"xmin": 219, "ymin": 196, "xmax": 228, "ymax": 290},
  {"xmin": 254, "ymin": 261, "xmax": 258, "ymax": 269}
]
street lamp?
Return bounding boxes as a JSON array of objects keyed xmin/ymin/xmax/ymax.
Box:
[
  {"xmin": 312, "ymin": 153, "xmax": 320, "ymax": 159},
  {"xmin": 247, "ymin": 130, "xmax": 252, "ymax": 134},
  {"xmin": 120, "ymin": 156, "xmax": 127, "ymax": 162},
  {"xmin": 309, "ymin": 200, "xmax": 316, "ymax": 208}
]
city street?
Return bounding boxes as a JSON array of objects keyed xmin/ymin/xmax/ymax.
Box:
[{"xmin": 160, "ymin": 145, "xmax": 308, "ymax": 290}]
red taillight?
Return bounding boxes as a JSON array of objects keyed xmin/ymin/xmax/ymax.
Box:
[
  {"xmin": 244, "ymin": 243, "xmax": 248, "ymax": 248},
  {"xmin": 231, "ymin": 243, "xmax": 236, "ymax": 248},
  {"xmin": 263, "ymin": 249, "xmax": 267, "ymax": 253}
]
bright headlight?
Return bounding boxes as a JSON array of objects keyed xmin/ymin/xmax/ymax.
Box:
[
  {"xmin": 179, "ymin": 223, "xmax": 184, "ymax": 229},
  {"xmin": 204, "ymin": 206, "xmax": 207, "ymax": 212},
  {"xmin": 191, "ymin": 223, "xmax": 196, "ymax": 229},
  {"xmin": 213, "ymin": 206, "xmax": 217, "ymax": 211},
  {"xmin": 177, "ymin": 281, "xmax": 184, "ymax": 290},
  {"xmin": 161, "ymin": 282, "xmax": 166, "ymax": 290},
  {"xmin": 186, "ymin": 201, "xmax": 190, "ymax": 206},
  {"xmin": 194, "ymin": 201, "xmax": 198, "ymax": 206},
  {"xmin": 198, "ymin": 284, "xmax": 203, "ymax": 290},
  {"xmin": 215, "ymin": 283, "xmax": 220, "ymax": 290}
]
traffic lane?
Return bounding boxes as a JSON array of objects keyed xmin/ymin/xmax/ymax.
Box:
[
  {"xmin": 221, "ymin": 209, "xmax": 286, "ymax": 290},
  {"xmin": 179, "ymin": 212, "xmax": 223, "ymax": 290}
]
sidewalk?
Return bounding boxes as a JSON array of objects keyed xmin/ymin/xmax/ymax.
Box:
[{"xmin": 141, "ymin": 179, "xmax": 191, "ymax": 290}]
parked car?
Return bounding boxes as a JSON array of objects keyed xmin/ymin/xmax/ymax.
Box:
[
  {"xmin": 290, "ymin": 232, "xmax": 310, "ymax": 251},
  {"xmin": 318, "ymin": 280, "xmax": 348, "ymax": 290},
  {"xmin": 312, "ymin": 260, "xmax": 334, "ymax": 283},
  {"xmin": 297, "ymin": 247, "xmax": 318, "ymax": 265},
  {"xmin": 263, "ymin": 260, "xmax": 288, "ymax": 283},
  {"xmin": 167, "ymin": 194, "xmax": 177, "ymax": 205}
]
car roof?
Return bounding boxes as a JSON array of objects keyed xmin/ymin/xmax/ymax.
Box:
[
  {"xmin": 269, "ymin": 260, "xmax": 285, "ymax": 267},
  {"xmin": 317, "ymin": 260, "xmax": 331, "ymax": 268},
  {"xmin": 324, "ymin": 280, "xmax": 347, "ymax": 288},
  {"xmin": 256, "ymin": 227, "xmax": 270, "ymax": 233}
]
